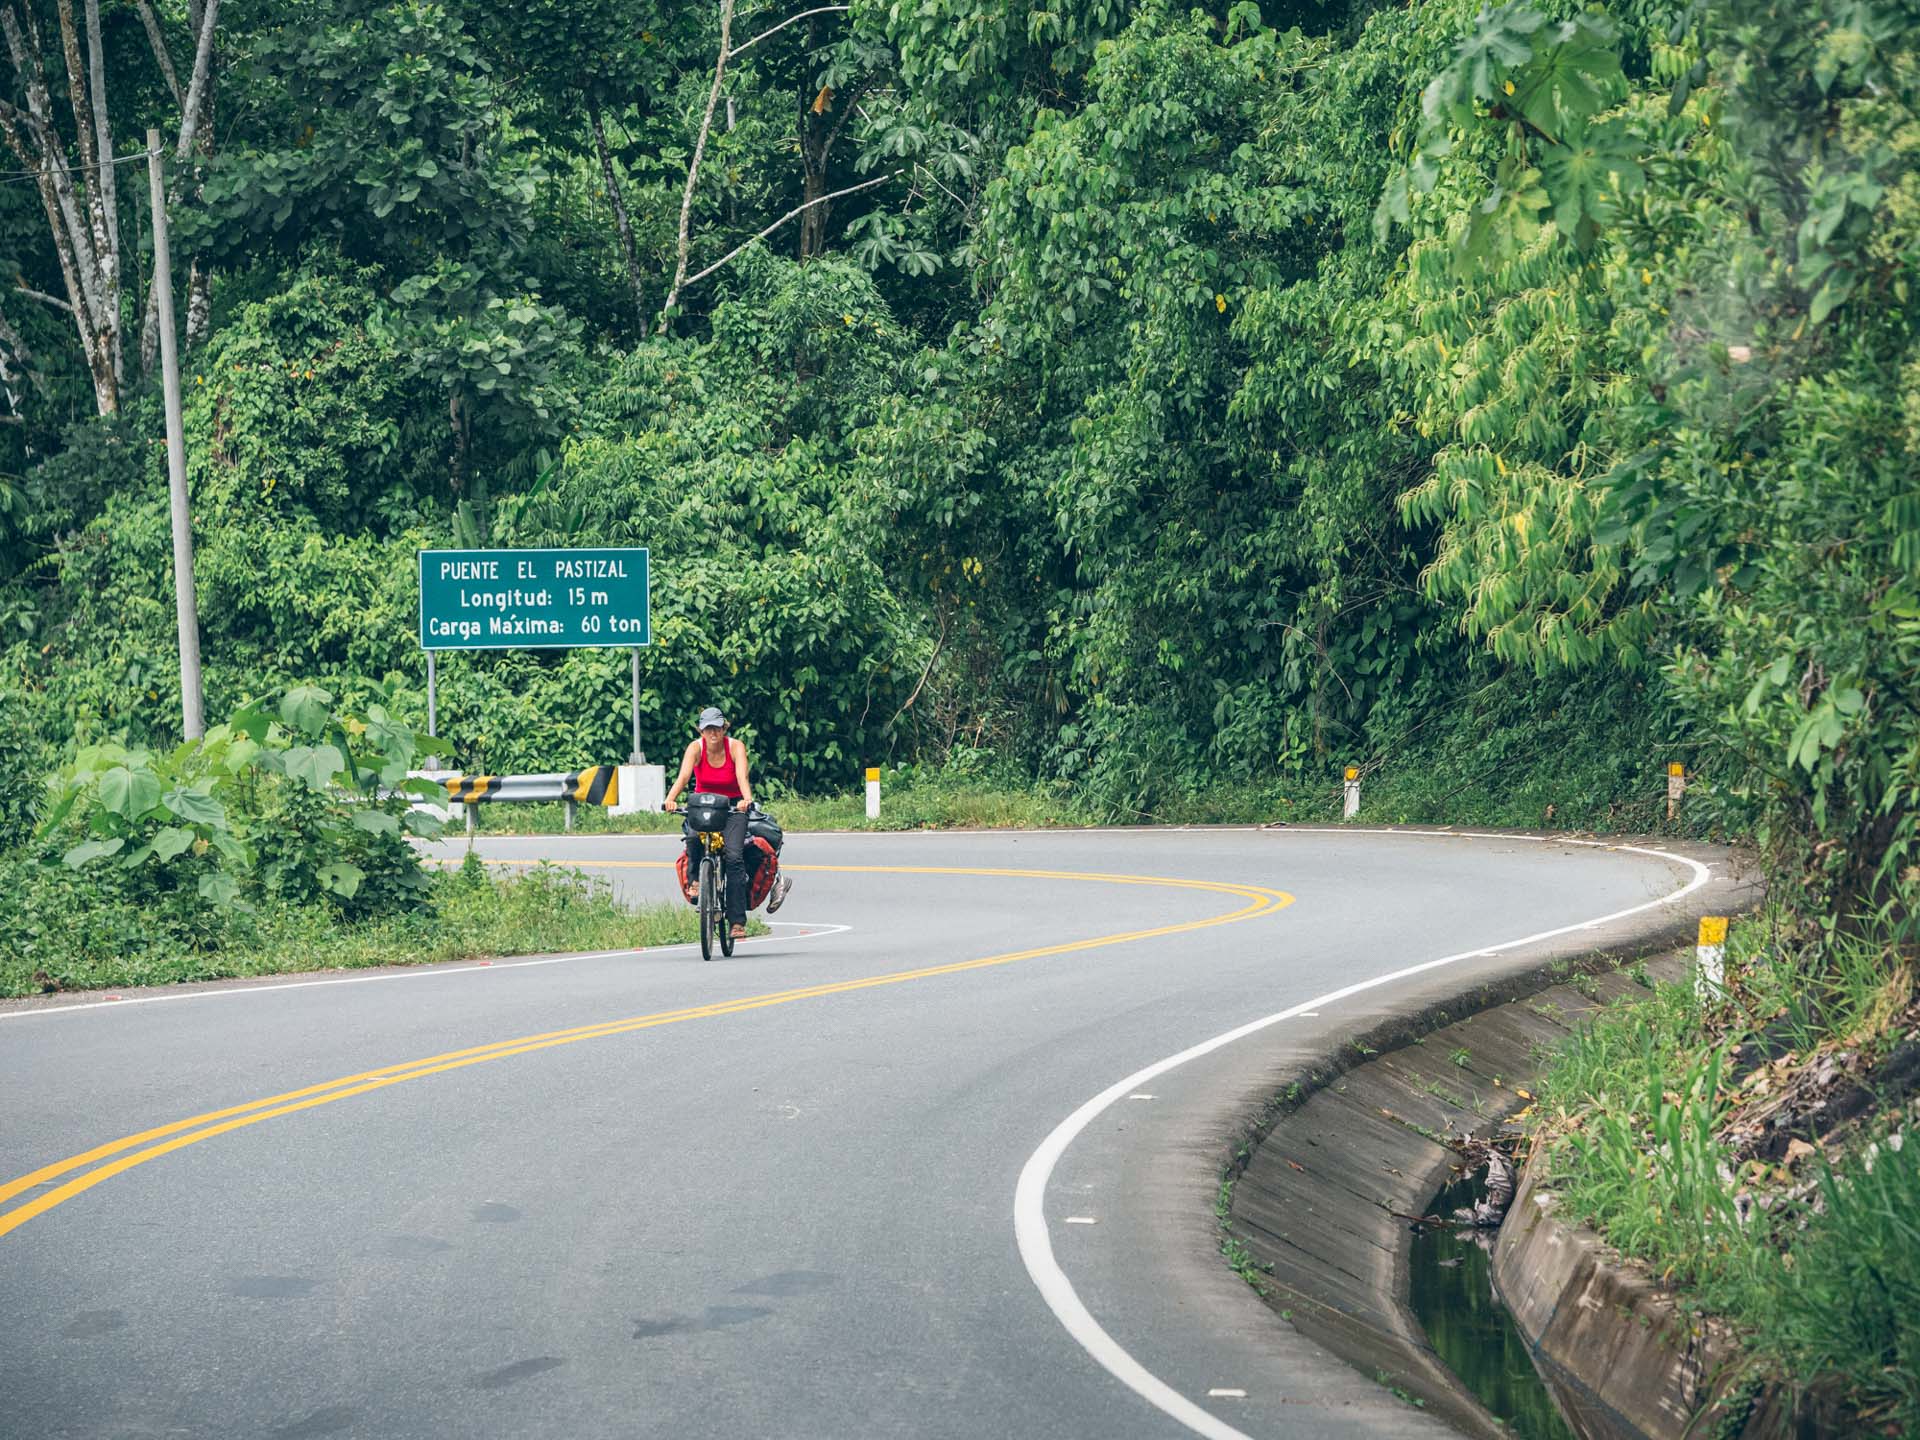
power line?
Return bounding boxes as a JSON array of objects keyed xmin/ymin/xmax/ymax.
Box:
[{"xmin": 0, "ymin": 148, "xmax": 157, "ymax": 187}]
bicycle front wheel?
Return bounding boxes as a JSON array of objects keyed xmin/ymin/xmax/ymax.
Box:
[{"xmin": 698, "ymin": 857, "xmax": 717, "ymax": 961}]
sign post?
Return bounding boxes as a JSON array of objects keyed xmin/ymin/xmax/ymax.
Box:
[{"xmin": 641, "ymin": 652, "xmax": 656, "ymax": 768}]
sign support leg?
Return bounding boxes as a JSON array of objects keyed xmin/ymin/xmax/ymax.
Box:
[
  {"xmin": 427, "ymin": 651, "xmax": 438, "ymax": 738},
  {"xmin": 629, "ymin": 647, "xmax": 644, "ymax": 763}
]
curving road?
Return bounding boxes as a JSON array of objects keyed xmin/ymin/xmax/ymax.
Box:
[{"xmin": 0, "ymin": 828, "xmax": 1731, "ymax": 1440}]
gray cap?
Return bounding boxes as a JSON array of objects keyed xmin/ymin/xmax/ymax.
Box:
[{"xmin": 696, "ymin": 706, "xmax": 727, "ymax": 731}]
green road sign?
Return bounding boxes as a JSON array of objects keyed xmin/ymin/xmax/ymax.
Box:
[{"xmin": 418, "ymin": 547, "xmax": 650, "ymax": 651}]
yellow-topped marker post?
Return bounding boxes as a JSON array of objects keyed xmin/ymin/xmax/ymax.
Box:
[
  {"xmin": 1696, "ymin": 915, "xmax": 1729, "ymax": 1000},
  {"xmin": 1667, "ymin": 761, "xmax": 1687, "ymax": 822},
  {"xmin": 866, "ymin": 767, "xmax": 881, "ymax": 821},
  {"xmin": 1343, "ymin": 765, "xmax": 1361, "ymax": 820}
]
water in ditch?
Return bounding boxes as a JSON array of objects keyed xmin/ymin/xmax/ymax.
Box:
[{"xmin": 1407, "ymin": 1173, "xmax": 1577, "ymax": 1440}]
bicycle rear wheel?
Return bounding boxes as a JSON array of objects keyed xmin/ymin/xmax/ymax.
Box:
[{"xmin": 698, "ymin": 857, "xmax": 717, "ymax": 961}]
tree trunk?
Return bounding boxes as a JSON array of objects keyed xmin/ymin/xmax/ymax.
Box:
[
  {"xmin": 587, "ymin": 93, "xmax": 647, "ymax": 332},
  {"xmin": 798, "ymin": 166, "xmax": 827, "ymax": 260},
  {"xmin": 2, "ymin": 0, "xmax": 217, "ymax": 410},
  {"xmin": 138, "ymin": 0, "xmax": 220, "ymax": 372},
  {"xmin": 658, "ymin": 0, "xmax": 737, "ymax": 331},
  {"xmin": 2, "ymin": 4, "xmax": 116, "ymax": 411},
  {"xmin": 794, "ymin": 58, "xmax": 863, "ymax": 263},
  {"xmin": 448, "ymin": 389, "xmax": 469, "ymax": 499},
  {"xmin": 185, "ymin": 258, "xmax": 211, "ymax": 350}
]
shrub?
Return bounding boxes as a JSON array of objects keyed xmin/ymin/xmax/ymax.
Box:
[{"xmin": 39, "ymin": 682, "xmax": 446, "ymax": 923}]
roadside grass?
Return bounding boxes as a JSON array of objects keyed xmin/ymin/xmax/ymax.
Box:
[
  {"xmin": 465, "ymin": 771, "xmax": 1093, "ymax": 836},
  {"xmin": 0, "ymin": 857, "xmax": 741, "ymax": 999},
  {"xmin": 451, "ymin": 758, "xmax": 1704, "ymax": 839},
  {"xmin": 1532, "ymin": 913, "xmax": 1920, "ymax": 1431}
]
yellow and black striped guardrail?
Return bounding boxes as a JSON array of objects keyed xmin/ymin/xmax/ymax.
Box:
[{"xmin": 441, "ymin": 767, "xmax": 620, "ymax": 807}]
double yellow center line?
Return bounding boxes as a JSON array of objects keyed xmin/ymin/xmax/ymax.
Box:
[{"xmin": 0, "ymin": 862, "xmax": 1292, "ymax": 1241}]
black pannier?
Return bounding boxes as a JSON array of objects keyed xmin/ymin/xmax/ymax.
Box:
[
  {"xmin": 747, "ymin": 808, "xmax": 783, "ymax": 852},
  {"xmin": 685, "ymin": 791, "xmax": 735, "ymax": 833}
]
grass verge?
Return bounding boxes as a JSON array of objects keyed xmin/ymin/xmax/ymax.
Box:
[
  {"xmin": 460, "ymin": 776, "xmax": 1089, "ymax": 836},
  {"xmin": 0, "ymin": 856, "xmax": 759, "ymax": 998},
  {"xmin": 450, "ymin": 762, "xmax": 1710, "ymax": 839},
  {"xmin": 1531, "ymin": 912, "xmax": 1919, "ymax": 1433}
]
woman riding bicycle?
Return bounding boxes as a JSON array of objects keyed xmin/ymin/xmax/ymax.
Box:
[{"xmin": 663, "ymin": 706, "xmax": 790, "ymax": 939}]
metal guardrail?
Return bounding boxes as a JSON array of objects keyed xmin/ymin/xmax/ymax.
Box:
[
  {"xmin": 413, "ymin": 766, "xmax": 621, "ymax": 832},
  {"xmin": 441, "ymin": 767, "xmax": 620, "ymax": 806}
]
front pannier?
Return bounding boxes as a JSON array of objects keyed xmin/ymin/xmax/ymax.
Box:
[{"xmin": 685, "ymin": 791, "xmax": 734, "ymax": 833}]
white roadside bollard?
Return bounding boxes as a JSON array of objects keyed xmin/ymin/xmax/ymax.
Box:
[
  {"xmin": 609, "ymin": 762, "xmax": 666, "ymax": 817},
  {"xmin": 1343, "ymin": 765, "xmax": 1361, "ymax": 820},
  {"xmin": 1667, "ymin": 761, "xmax": 1686, "ymax": 823},
  {"xmin": 1695, "ymin": 915, "xmax": 1729, "ymax": 1001},
  {"xmin": 866, "ymin": 766, "xmax": 881, "ymax": 821}
]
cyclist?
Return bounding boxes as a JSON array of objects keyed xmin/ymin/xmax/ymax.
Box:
[{"xmin": 663, "ymin": 706, "xmax": 790, "ymax": 938}]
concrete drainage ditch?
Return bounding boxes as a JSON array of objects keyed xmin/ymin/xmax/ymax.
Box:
[{"xmin": 1217, "ymin": 943, "xmax": 1720, "ymax": 1439}]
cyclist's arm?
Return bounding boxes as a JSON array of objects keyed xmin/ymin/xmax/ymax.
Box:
[
  {"xmin": 732, "ymin": 739, "xmax": 753, "ymax": 809},
  {"xmin": 663, "ymin": 741, "xmax": 699, "ymax": 809}
]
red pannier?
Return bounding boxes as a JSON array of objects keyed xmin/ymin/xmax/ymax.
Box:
[{"xmin": 675, "ymin": 837, "xmax": 780, "ymax": 908}]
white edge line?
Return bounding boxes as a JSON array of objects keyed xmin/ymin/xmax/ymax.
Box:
[
  {"xmin": 1013, "ymin": 839, "xmax": 1713, "ymax": 1440},
  {"xmin": 0, "ymin": 921, "xmax": 853, "ymax": 1021}
]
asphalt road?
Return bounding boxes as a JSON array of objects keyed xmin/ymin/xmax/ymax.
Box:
[{"xmin": 0, "ymin": 827, "xmax": 1733, "ymax": 1440}]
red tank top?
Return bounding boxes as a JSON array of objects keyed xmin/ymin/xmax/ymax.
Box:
[{"xmin": 693, "ymin": 740, "xmax": 742, "ymax": 797}]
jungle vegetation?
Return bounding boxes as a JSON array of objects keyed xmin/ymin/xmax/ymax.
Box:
[{"xmin": 4, "ymin": 0, "xmax": 1918, "ymax": 1419}]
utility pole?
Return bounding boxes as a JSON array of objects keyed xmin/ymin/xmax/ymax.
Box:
[{"xmin": 148, "ymin": 128, "xmax": 204, "ymax": 739}]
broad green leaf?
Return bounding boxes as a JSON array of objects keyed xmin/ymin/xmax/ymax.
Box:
[
  {"xmin": 280, "ymin": 684, "xmax": 335, "ymax": 736},
  {"xmin": 198, "ymin": 872, "xmax": 241, "ymax": 907},
  {"xmin": 163, "ymin": 784, "xmax": 227, "ymax": 827},
  {"xmin": 284, "ymin": 744, "xmax": 347, "ymax": 791},
  {"xmin": 99, "ymin": 767, "xmax": 163, "ymax": 821},
  {"xmin": 351, "ymin": 809, "xmax": 401, "ymax": 836},
  {"xmin": 317, "ymin": 860, "xmax": 365, "ymax": 898},
  {"xmin": 1512, "ymin": 18, "xmax": 1625, "ymax": 141},
  {"xmin": 63, "ymin": 836, "xmax": 126, "ymax": 869},
  {"xmin": 1538, "ymin": 133, "xmax": 1643, "ymax": 243},
  {"xmin": 228, "ymin": 698, "xmax": 274, "ymax": 743},
  {"xmin": 152, "ymin": 826, "xmax": 197, "ymax": 862},
  {"xmin": 223, "ymin": 737, "xmax": 264, "ymax": 774}
]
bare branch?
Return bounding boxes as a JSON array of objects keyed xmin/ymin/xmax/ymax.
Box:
[
  {"xmin": 0, "ymin": 93, "xmax": 35, "ymax": 163},
  {"xmin": 173, "ymin": 0, "xmax": 219, "ymax": 157},
  {"xmin": 13, "ymin": 283, "xmax": 73, "ymax": 312},
  {"xmin": 659, "ymin": 0, "xmax": 737, "ymax": 331},
  {"xmin": 729, "ymin": 4, "xmax": 849, "ymax": 60},
  {"xmin": 913, "ymin": 159, "xmax": 971, "ymax": 217},
  {"xmin": 135, "ymin": 0, "xmax": 185, "ymax": 110},
  {"xmin": 888, "ymin": 603, "xmax": 949, "ymax": 731},
  {"xmin": 85, "ymin": 0, "xmax": 119, "ymax": 389},
  {"xmin": 588, "ymin": 93, "xmax": 647, "ymax": 331},
  {"xmin": 678, "ymin": 169, "xmax": 898, "ymax": 292},
  {"xmin": 141, "ymin": 0, "xmax": 220, "ymax": 370},
  {"xmin": 52, "ymin": 0, "xmax": 95, "ymax": 204},
  {"xmin": 2, "ymin": 0, "xmax": 113, "ymax": 411},
  {"xmin": 0, "ymin": 297, "xmax": 34, "ymax": 369}
]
